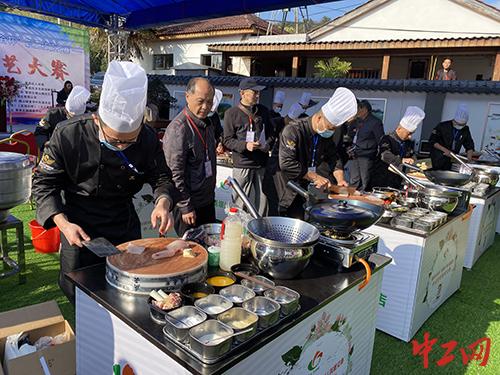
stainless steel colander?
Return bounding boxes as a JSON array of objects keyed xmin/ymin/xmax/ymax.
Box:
[{"xmin": 227, "ymin": 177, "xmax": 319, "ymax": 279}]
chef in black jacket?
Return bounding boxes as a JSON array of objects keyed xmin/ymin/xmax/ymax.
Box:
[
  {"xmin": 35, "ymin": 86, "xmax": 90, "ymax": 153},
  {"xmin": 370, "ymin": 106, "xmax": 426, "ymax": 189},
  {"xmin": 430, "ymin": 103, "xmax": 474, "ymax": 170},
  {"xmin": 276, "ymin": 87, "xmax": 357, "ymax": 219},
  {"xmin": 32, "ymin": 61, "xmax": 178, "ymax": 303}
]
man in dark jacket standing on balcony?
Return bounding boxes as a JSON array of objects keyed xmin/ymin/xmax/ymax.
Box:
[
  {"xmin": 163, "ymin": 77, "xmax": 216, "ymax": 236},
  {"xmin": 347, "ymin": 100, "xmax": 384, "ymax": 191},
  {"xmin": 223, "ymin": 78, "xmax": 275, "ymax": 216}
]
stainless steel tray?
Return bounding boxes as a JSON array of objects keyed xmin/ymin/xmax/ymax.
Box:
[{"xmin": 162, "ymin": 300, "xmax": 300, "ymax": 365}]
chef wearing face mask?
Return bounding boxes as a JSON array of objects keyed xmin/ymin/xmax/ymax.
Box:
[
  {"xmin": 370, "ymin": 106, "xmax": 425, "ymax": 190},
  {"xmin": 430, "ymin": 103, "xmax": 475, "ymax": 170},
  {"xmin": 32, "ymin": 61, "xmax": 178, "ymax": 303},
  {"xmin": 275, "ymin": 87, "xmax": 357, "ymax": 219}
]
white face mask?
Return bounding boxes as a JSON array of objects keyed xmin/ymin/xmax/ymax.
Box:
[
  {"xmin": 453, "ymin": 123, "xmax": 465, "ymax": 130},
  {"xmin": 273, "ymin": 106, "xmax": 282, "ymax": 113}
]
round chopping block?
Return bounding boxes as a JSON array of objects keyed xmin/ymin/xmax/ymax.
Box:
[{"xmin": 106, "ymin": 238, "xmax": 208, "ymax": 295}]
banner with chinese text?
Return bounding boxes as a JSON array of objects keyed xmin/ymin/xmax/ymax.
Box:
[{"xmin": 0, "ymin": 11, "xmax": 90, "ymax": 124}]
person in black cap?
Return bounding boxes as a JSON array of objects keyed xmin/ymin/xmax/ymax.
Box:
[{"xmin": 223, "ymin": 78, "xmax": 275, "ymax": 216}]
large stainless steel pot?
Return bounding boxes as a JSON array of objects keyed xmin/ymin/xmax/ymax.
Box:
[
  {"xmin": 388, "ymin": 164, "xmax": 461, "ymax": 214},
  {"xmin": 0, "ymin": 152, "xmax": 33, "ymax": 222},
  {"xmin": 227, "ymin": 177, "xmax": 319, "ymax": 279},
  {"xmin": 450, "ymin": 152, "xmax": 499, "ymax": 187}
]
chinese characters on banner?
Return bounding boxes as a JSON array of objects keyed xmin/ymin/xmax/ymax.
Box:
[
  {"xmin": 412, "ymin": 332, "xmax": 491, "ymax": 369},
  {"xmin": 0, "ymin": 11, "xmax": 89, "ymax": 124}
]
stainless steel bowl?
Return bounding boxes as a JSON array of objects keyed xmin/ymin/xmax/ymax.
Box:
[
  {"xmin": 189, "ymin": 320, "xmax": 234, "ymax": 360},
  {"xmin": 420, "ymin": 194, "xmax": 459, "ymax": 214},
  {"xmin": 241, "ymin": 276, "xmax": 275, "ymax": 295},
  {"xmin": 413, "ymin": 219, "xmax": 433, "ymax": 233},
  {"xmin": 393, "ymin": 215, "xmax": 413, "ymax": 228},
  {"xmin": 163, "ymin": 306, "xmax": 207, "ymax": 343},
  {"xmin": 219, "ymin": 285, "xmax": 256, "ymax": 306},
  {"xmin": 264, "ymin": 286, "xmax": 300, "ymax": 316},
  {"xmin": 251, "ymin": 242, "xmax": 313, "ymax": 280},
  {"xmin": 194, "ymin": 294, "xmax": 233, "ymax": 318},
  {"xmin": 242, "ymin": 297, "xmax": 280, "ymax": 328},
  {"xmin": 217, "ymin": 307, "xmax": 258, "ymax": 343}
]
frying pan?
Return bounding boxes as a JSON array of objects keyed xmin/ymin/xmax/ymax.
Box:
[
  {"xmin": 402, "ymin": 163, "xmax": 473, "ymax": 187},
  {"xmin": 286, "ymin": 181, "xmax": 384, "ymax": 235},
  {"xmin": 450, "ymin": 152, "xmax": 500, "ymax": 187}
]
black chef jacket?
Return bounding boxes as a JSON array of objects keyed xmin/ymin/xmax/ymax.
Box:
[
  {"xmin": 276, "ymin": 117, "xmax": 343, "ymax": 209},
  {"xmin": 370, "ymin": 131, "xmax": 415, "ymax": 190},
  {"xmin": 34, "ymin": 107, "xmax": 69, "ymax": 152},
  {"xmin": 429, "ymin": 120, "xmax": 475, "ymax": 170},
  {"xmin": 32, "ymin": 114, "xmax": 178, "ymax": 244}
]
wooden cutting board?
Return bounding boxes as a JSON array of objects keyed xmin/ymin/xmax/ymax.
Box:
[{"xmin": 107, "ymin": 238, "xmax": 208, "ymax": 276}]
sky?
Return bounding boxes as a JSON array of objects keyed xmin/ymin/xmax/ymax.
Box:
[{"xmin": 258, "ymin": 0, "xmax": 500, "ymax": 22}]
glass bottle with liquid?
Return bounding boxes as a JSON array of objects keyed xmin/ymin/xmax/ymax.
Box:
[{"xmin": 219, "ymin": 208, "xmax": 243, "ymax": 271}]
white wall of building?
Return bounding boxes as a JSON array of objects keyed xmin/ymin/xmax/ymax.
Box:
[
  {"xmin": 314, "ymin": 0, "xmax": 500, "ymax": 42},
  {"xmin": 442, "ymin": 93, "xmax": 500, "ymax": 149},
  {"xmin": 134, "ymin": 35, "xmax": 252, "ymax": 76}
]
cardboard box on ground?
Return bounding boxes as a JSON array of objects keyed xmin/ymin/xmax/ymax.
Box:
[{"xmin": 0, "ymin": 301, "xmax": 75, "ymax": 375}]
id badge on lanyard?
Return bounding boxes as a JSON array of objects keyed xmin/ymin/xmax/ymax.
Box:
[
  {"xmin": 309, "ymin": 135, "xmax": 319, "ymax": 173},
  {"xmin": 452, "ymin": 128, "xmax": 460, "ymax": 151},
  {"xmin": 204, "ymin": 153, "xmax": 213, "ymax": 178},
  {"xmin": 245, "ymin": 116, "xmax": 255, "ymax": 142}
]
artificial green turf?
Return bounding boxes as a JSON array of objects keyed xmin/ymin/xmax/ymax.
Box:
[{"xmin": 0, "ymin": 204, "xmax": 498, "ymax": 374}]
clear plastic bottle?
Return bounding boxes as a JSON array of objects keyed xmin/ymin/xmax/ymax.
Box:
[{"xmin": 219, "ymin": 208, "xmax": 243, "ymax": 271}]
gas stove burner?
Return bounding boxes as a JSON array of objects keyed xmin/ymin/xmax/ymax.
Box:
[{"xmin": 322, "ymin": 230, "xmax": 354, "ymax": 241}]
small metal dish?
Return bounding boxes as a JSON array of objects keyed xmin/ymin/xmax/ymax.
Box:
[
  {"xmin": 264, "ymin": 286, "xmax": 300, "ymax": 316},
  {"xmin": 194, "ymin": 294, "xmax": 233, "ymax": 318},
  {"xmin": 163, "ymin": 306, "xmax": 207, "ymax": 343},
  {"xmin": 413, "ymin": 219, "xmax": 433, "ymax": 233},
  {"xmin": 219, "ymin": 285, "xmax": 256, "ymax": 306},
  {"xmin": 180, "ymin": 282, "xmax": 215, "ymax": 305},
  {"xmin": 242, "ymin": 297, "xmax": 280, "ymax": 328},
  {"xmin": 147, "ymin": 295, "xmax": 183, "ymax": 324},
  {"xmin": 189, "ymin": 320, "xmax": 234, "ymax": 360},
  {"xmin": 393, "ymin": 215, "xmax": 413, "ymax": 228},
  {"xmin": 217, "ymin": 307, "xmax": 258, "ymax": 343},
  {"xmin": 206, "ymin": 271, "xmax": 237, "ymax": 290},
  {"xmin": 241, "ymin": 275, "xmax": 276, "ymax": 295},
  {"xmin": 230, "ymin": 263, "xmax": 260, "ymax": 281}
]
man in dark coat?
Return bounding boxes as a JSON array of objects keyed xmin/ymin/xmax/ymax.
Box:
[
  {"xmin": 347, "ymin": 100, "xmax": 384, "ymax": 191},
  {"xmin": 430, "ymin": 103, "xmax": 474, "ymax": 170},
  {"xmin": 32, "ymin": 62, "xmax": 178, "ymax": 303},
  {"xmin": 371, "ymin": 106, "xmax": 425, "ymax": 189}
]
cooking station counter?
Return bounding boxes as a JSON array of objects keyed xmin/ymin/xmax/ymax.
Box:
[{"xmin": 67, "ymin": 253, "xmax": 391, "ymax": 375}]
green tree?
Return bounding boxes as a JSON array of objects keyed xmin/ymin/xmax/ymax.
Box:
[{"xmin": 314, "ymin": 57, "xmax": 352, "ymax": 78}]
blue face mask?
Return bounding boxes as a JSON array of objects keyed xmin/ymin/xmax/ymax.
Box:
[
  {"xmin": 101, "ymin": 140, "xmax": 129, "ymax": 152},
  {"xmin": 318, "ymin": 128, "xmax": 334, "ymax": 138}
]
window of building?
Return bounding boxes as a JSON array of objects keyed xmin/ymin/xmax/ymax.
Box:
[
  {"xmin": 201, "ymin": 53, "xmax": 223, "ymax": 70},
  {"xmin": 153, "ymin": 54, "xmax": 174, "ymax": 70},
  {"xmin": 408, "ymin": 59, "xmax": 429, "ymax": 79}
]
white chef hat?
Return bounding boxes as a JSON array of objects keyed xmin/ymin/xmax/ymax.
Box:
[
  {"xmin": 288, "ymin": 103, "xmax": 305, "ymax": 120},
  {"xmin": 65, "ymin": 85, "xmax": 90, "ymax": 115},
  {"xmin": 400, "ymin": 106, "xmax": 426, "ymax": 132},
  {"xmin": 299, "ymin": 92, "xmax": 312, "ymax": 106},
  {"xmin": 211, "ymin": 88, "xmax": 223, "ymax": 113},
  {"xmin": 98, "ymin": 61, "xmax": 147, "ymax": 133},
  {"xmin": 454, "ymin": 103, "xmax": 469, "ymax": 125},
  {"xmin": 321, "ymin": 87, "xmax": 357, "ymax": 127},
  {"xmin": 273, "ymin": 90, "xmax": 285, "ymax": 105}
]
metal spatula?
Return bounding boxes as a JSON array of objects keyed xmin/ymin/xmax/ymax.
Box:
[{"xmin": 82, "ymin": 237, "xmax": 121, "ymax": 257}]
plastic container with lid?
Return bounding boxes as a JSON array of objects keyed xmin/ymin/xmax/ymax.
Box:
[{"xmin": 219, "ymin": 208, "xmax": 243, "ymax": 271}]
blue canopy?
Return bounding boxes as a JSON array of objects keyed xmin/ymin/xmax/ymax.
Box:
[{"xmin": 0, "ymin": 1, "xmax": 340, "ymax": 29}]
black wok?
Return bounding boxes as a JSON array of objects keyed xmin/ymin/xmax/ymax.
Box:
[
  {"xmin": 286, "ymin": 181, "xmax": 384, "ymax": 235},
  {"xmin": 403, "ymin": 163, "xmax": 472, "ymax": 187}
]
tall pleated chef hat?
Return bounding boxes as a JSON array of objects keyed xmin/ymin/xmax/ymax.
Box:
[
  {"xmin": 454, "ymin": 103, "xmax": 469, "ymax": 125},
  {"xmin": 273, "ymin": 90, "xmax": 285, "ymax": 104},
  {"xmin": 65, "ymin": 85, "xmax": 90, "ymax": 115},
  {"xmin": 299, "ymin": 92, "xmax": 312, "ymax": 106},
  {"xmin": 98, "ymin": 61, "xmax": 147, "ymax": 133},
  {"xmin": 321, "ymin": 87, "xmax": 357, "ymax": 127},
  {"xmin": 400, "ymin": 106, "xmax": 426, "ymax": 132},
  {"xmin": 288, "ymin": 102, "xmax": 305, "ymax": 120},
  {"xmin": 211, "ymin": 88, "xmax": 223, "ymax": 113}
]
